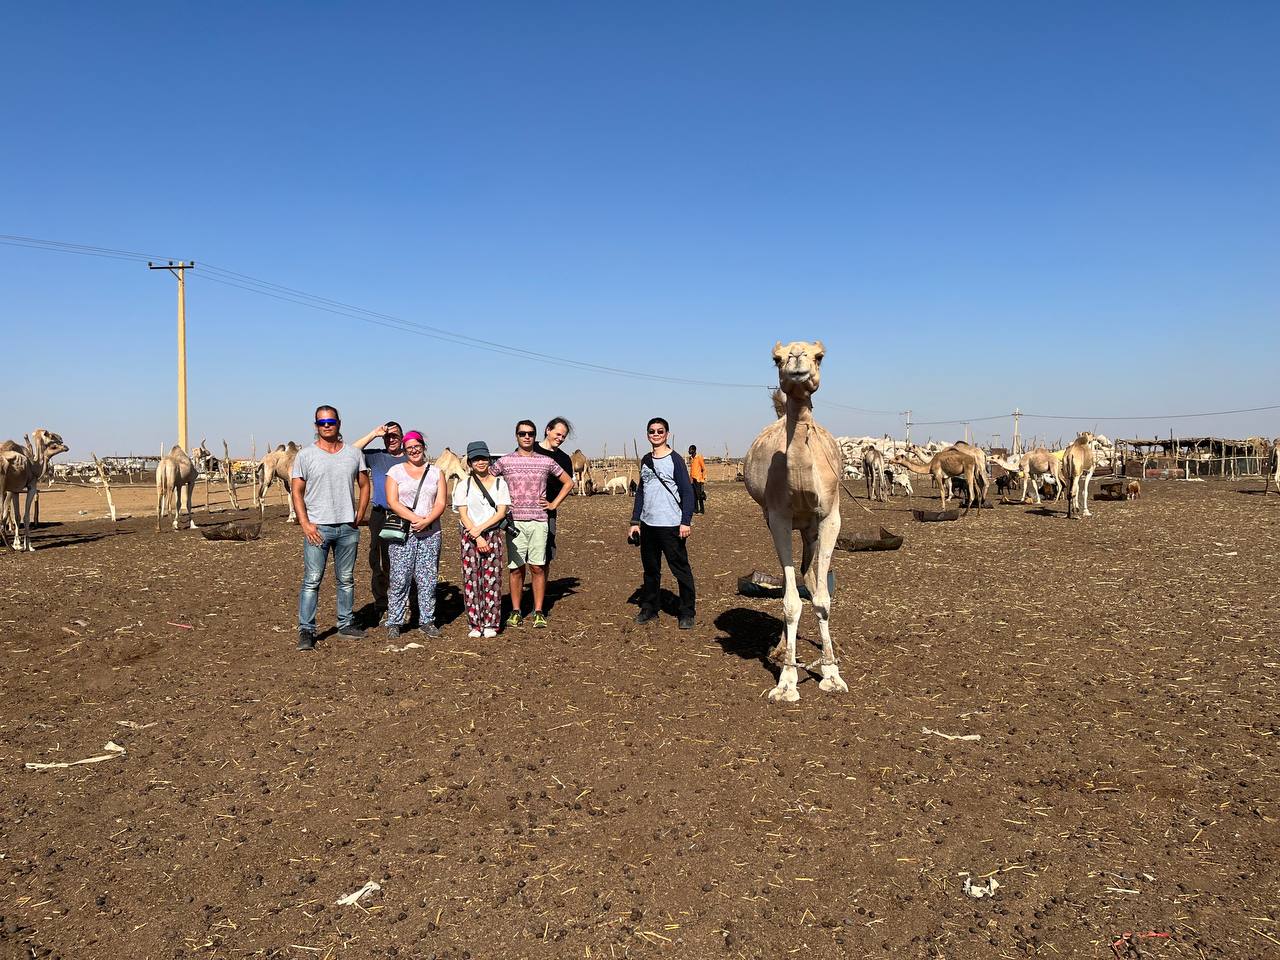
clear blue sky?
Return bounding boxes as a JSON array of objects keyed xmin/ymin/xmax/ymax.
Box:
[{"xmin": 5, "ymin": 2, "xmax": 1278, "ymax": 458}]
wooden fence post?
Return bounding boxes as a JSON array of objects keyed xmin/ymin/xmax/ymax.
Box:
[{"xmin": 90, "ymin": 452, "xmax": 118, "ymax": 522}]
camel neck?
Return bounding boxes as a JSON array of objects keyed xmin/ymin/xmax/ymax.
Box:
[{"xmin": 785, "ymin": 396, "xmax": 814, "ymax": 427}]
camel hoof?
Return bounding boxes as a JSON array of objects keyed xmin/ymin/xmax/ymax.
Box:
[
  {"xmin": 767, "ymin": 684, "xmax": 800, "ymax": 704},
  {"xmin": 189, "ymin": 521, "xmax": 198, "ymax": 530},
  {"xmin": 819, "ymin": 666, "xmax": 848, "ymax": 694}
]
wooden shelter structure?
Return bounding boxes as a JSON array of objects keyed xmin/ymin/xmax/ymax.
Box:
[{"xmin": 1116, "ymin": 436, "xmax": 1270, "ymax": 479}]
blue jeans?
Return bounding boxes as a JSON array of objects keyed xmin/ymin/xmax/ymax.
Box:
[{"xmin": 298, "ymin": 523, "xmax": 360, "ymax": 632}]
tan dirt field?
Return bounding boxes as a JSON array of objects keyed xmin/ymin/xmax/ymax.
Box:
[{"xmin": 1, "ymin": 478, "xmax": 1278, "ymax": 959}]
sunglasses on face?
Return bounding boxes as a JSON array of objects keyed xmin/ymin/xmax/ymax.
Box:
[
  {"xmin": 648, "ymin": 428, "xmax": 666, "ymax": 435},
  {"xmin": 404, "ymin": 444, "xmax": 424, "ymax": 452},
  {"xmin": 386, "ymin": 434, "xmax": 403, "ymax": 441},
  {"xmin": 315, "ymin": 419, "xmax": 339, "ymax": 426},
  {"xmin": 517, "ymin": 431, "xmax": 536, "ymax": 437}
]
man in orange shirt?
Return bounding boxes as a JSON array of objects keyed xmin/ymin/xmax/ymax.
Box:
[{"xmin": 687, "ymin": 445, "xmax": 707, "ymax": 514}]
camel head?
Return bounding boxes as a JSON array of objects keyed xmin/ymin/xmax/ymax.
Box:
[
  {"xmin": 772, "ymin": 340, "xmax": 825, "ymax": 402},
  {"xmin": 30, "ymin": 429, "xmax": 69, "ymax": 461}
]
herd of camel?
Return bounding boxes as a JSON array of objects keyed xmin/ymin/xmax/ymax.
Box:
[
  {"xmin": 859, "ymin": 436, "xmax": 1115, "ymax": 517},
  {"xmin": 4, "ymin": 349, "xmax": 1280, "ymax": 612}
]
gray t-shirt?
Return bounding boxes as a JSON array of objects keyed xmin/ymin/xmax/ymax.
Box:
[
  {"xmin": 639, "ymin": 453, "xmax": 682, "ymax": 527},
  {"xmin": 290, "ymin": 443, "xmax": 368, "ymax": 525}
]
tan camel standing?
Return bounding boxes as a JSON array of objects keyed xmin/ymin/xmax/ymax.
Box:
[
  {"xmin": 432, "ymin": 448, "xmax": 470, "ymax": 495},
  {"xmin": 570, "ymin": 449, "xmax": 592, "ymax": 495},
  {"xmin": 1061, "ymin": 432, "xmax": 1099, "ymax": 519},
  {"xmin": 744, "ymin": 340, "xmax": 846, "ymax": 704},
  {"xmin": 1, "ymin": 450, "xmax": 31, "ymax": 549},
  {"xmin": 893, "ymin": 445, "xmax": 984, "ymax": 514},
  {"xmin": 156, "ymin": 443, "xmax": 208, "ymax": 531},
  {"xmin": 258, "ymin": 442, "xmax": 300, "ymax": 521},
  {"xmin": 997, "ymin": 447, "xmax": 1064, "ymax": 504},
  {"xmin": 861, "ymin": 445, "xmax": 887, "ymax": 502},
  {"xmin": 1, "ymin": 429, "xmax": 69, "ymax": 551}
]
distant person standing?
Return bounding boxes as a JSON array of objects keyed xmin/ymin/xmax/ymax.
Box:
[
  {"xmin": 490, "ymin": 419, "xmax": 574, "ymax": 628},
  {"xmin": 687, "ymin": 444, "xmax": 707, "ymax": 514},
  {"xmin": 353, "ymin": 421, "xmax": 405, "ymax": 619},
  {"xmin": 292, "ymin": 405, "xmax": 371, "ymax": 651},
  {"xmin": 384, "ymin": 431, "xmax": 447, "ymax": 639},
  {"xmin": 534, "ymin": 416, "xmax": 575, "ymax": 582},
  {"xmin": 630, "ymin": 418, "xmax": 696, "ymax": 629}
]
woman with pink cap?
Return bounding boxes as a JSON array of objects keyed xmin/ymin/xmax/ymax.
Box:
[{"xmin": 384, "ymin": 431, "xmax": 447, "ymax": 638}]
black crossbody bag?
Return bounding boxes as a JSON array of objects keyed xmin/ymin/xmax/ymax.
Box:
[
  {"xmin": 642, "ymin": 454, "xmax": 683, "ymax": 510},
  {"xmin": 467, "ymin": 474, "xmax": 511, "ymax": 535},
  {"xmin": 379, "ymin": 468, "xmax": 429, "ymax": 544}
]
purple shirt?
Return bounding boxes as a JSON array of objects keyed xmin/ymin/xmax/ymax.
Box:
[{"xmin": 491, "ymin": 452, "xmax": 565, "ymax": 522}]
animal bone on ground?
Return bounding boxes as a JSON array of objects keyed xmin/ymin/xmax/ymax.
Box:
[{"xmin": 744, "ymin": 340, "xmax": 846, "ymax": 703}]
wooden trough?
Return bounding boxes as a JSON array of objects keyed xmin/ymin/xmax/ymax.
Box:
[
  {"xmin": 912, "ymin": 508, "xmax": 961, "ymax": 523},
  {"xmin": 836, "ymin": 526, "xmax": 903, "ymax": 552},
  {"xmin": 199, "ymin": 518, "xmax": 262, "ymax": 542},
  {"xmin": 738, "ymin": 570, "xmax": 836, "ymax": 600}
]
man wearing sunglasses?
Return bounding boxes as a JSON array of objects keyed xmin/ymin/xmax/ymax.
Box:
[
  {"xmin": 290, "ymin": 405, "xmax": 372, "ymax": 651},
  {"xmin": 354, "ymin": 420, "xmax": 406, "ymax": 621},
  {"xmin": 629, "ymin": 417, "xmax": 697, "ymax": 629},
  {"xmin": 489, "ymin": 419, "xmax": 575, "ymax": 628}
]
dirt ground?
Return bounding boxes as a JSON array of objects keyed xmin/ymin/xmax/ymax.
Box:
[{"xmin": 2, "ymin": 478, "xmax": 1278, "ymax": 959}]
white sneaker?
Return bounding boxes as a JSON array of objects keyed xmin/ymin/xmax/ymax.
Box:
[
  {"xmin": 468, "ymin": 628, "xmax": 482, "ymax": 639},
  {"xmin": 483, "ymin": 628, "xmax": 498, "ymax": 638}
]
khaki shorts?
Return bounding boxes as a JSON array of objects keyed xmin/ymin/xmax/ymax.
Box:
[{"xmin": 507, "ymin": 519, "xmax": 549, "ymax": 569}]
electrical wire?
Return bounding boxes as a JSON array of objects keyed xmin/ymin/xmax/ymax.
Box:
[{"xmin": 5, "ymin": 233, "xmax": 1278, "ymax": 425}]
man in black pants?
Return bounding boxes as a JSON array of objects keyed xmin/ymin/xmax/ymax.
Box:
[{"xmin": 628, "ymin": 417, "xmax": 696, "ymax": 629}]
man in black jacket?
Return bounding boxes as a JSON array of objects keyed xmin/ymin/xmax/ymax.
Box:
[{"xmin": 628, "ymin": 417, "xmax": 696, "ymax": 629}]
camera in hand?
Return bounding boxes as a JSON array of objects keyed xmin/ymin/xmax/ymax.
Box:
[{"xmin": 626, "ymin": 529, "xmax": 641, "ymax": 546}]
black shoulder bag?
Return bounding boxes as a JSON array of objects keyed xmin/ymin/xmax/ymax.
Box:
[
  {"xmin": 642, "ymin": 454, "xmax": 683, "ymax": 509},
  {"xmin": 379, "ymin": 468, "xmax": 429, "ymax": 544}
]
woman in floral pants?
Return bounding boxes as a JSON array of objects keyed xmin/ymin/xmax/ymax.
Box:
[
  {"xmin": 385, "ymin": 432, "xmax": 447, "ymax": 638},
  {"xmin": 452, "ymin": 441, "xmax": 511, "ymax": 638}
]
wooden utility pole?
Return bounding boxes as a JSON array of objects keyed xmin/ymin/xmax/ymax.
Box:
[{"xmin": 149, "ymin": 261, "xmax": 195, "ymax": 452}]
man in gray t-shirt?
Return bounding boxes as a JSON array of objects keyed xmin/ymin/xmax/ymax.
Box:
[{"xmin": 290, "ymin": 405, "xmax": 371, "ymax": 650}]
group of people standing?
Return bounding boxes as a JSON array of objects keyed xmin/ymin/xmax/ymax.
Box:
[{"xmin": 288, "ymin": 406, "xmax": 704, "ymax": 651}]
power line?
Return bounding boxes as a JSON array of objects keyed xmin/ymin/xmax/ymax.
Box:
[{"xmin": 6, "ymin": 233, "xmax": 1280, "ymax": 425}]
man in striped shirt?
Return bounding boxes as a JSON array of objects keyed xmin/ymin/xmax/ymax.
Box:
[{"xmin": 490, "ymin": 419, "xmax": 575, "ymax": 628}]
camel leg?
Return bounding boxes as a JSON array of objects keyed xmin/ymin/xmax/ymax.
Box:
[
  {"xmin": 1065, "ymin": 474, "xmax": 1078, "ymax": 519},
  {"xmin": 172, "ymin": 483, "xmax": 181, "ymax": 530},
  {"xmin": 810, "ymin": 512, "xmax": 846, "ymax": 694},
  {"xmin": 286, "ymin": 477, "xmax": 297, "ymax": 523},
  {"xmin": 186, "ymin": 480, "xmax": 197, "ymax": 529},
  {"xmin": 960, "ymin": 467, "xmax": 973, "ymax": 516},
  {"xmin": 20, "ymin": 486, "xmax": 37, "ymax": 551},
  {"xmin": 765, "ymin": 515, "xmax": 801, "ymax": 704},
  {"xmin": 156, "ymin": 484, "xmax": 165, "ymax": 532},
  {"xmin": 1081, "ymin": 468, "xmax": 1095, "ymax": 518}
]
